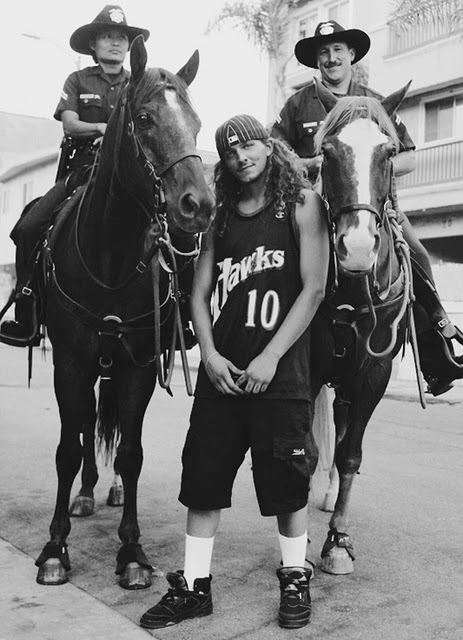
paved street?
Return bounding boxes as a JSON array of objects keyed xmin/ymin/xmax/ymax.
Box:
[{"xmin": 1, "ymin": 342, "xmax": 462, "ymax": 640}]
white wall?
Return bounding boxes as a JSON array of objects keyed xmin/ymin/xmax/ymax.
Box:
[{"xmin": 0, "ymin": 159, "xmax": 57, "ymax": 266}]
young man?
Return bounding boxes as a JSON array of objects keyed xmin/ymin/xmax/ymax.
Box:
[
  {"xmin": 271, "ymin": 21, "xmax": 463, "ymax": 395},
  {"xmin": 139, "ymin": 114, "xmax": 330, "ymax": 630},
  {"xmin": 1, "ymin": 5, "xmax": 149, "ymax": 341}
]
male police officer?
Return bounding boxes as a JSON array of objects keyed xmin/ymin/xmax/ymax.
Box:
[
  {"xmin": 271, "ymin": 21, "xmax": 463, "ymax": 395},
  {"xmin": 1, "ymin": 5, "xmax": 149, "ymax": 341}
]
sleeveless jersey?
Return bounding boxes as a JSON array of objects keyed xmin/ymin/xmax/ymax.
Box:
[{"xmin": 195, "ymin": 201, "xmax": 312, "ymax": 401}]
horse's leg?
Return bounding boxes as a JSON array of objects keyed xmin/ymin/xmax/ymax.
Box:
[
  {"xmin": 107, "ymin": 466, "xmax": 124, "ymax": 507},
  {"xmin": 321, "ymin": 460, "xmax": 339, "ymax": 513},
  {"xmin": 36, "ymin": 350, "xmax": 97, "ymax": 585},
  {"xmin": 321, "ymin": 362, "xmax": 391, "ymax": 575},
  {"xmin": 112, "ymin": 365, "xmax": 156, "ymax": 589},
  {"xmin": 69, "ymin": 421, "xmax": 98, "ymax": 517}
]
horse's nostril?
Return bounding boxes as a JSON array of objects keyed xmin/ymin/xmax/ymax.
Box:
[{"xmin": 180, "ymin": 193, "xmax": 200, "ymax": 217}]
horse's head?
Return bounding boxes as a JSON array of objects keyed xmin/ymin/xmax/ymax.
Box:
[
  {"xmin": 314, "ymin": 79, "xmax": 411, "ymax": 276},
  {"xmin": 119, "ymin": 36, "xmax": 215, "ymax": 235}
]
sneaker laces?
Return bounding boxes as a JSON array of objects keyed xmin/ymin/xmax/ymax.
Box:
[{"xmin": 161, "ymin": 586, "xmax": 187, "ymax": 603}]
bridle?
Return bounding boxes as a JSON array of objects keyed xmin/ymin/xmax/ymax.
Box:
[{"xmin": 319, "ymin": 152, "xmax": 423, "ymax": 400}]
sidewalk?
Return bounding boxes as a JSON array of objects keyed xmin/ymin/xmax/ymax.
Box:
[
  {"xmin": 0, "ymin": 539, "xmax": 152, "ymax": 640},
  {"xmin": 384, "ymin": 377, "xmax": 463, "ymax": 405}
]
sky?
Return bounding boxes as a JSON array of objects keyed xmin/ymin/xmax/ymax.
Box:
[{"xmin": 0, "ymin": 0, "xmax": 270, "ymax": 151}]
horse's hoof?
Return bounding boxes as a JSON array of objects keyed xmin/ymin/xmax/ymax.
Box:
[
  {"xmin": 321, "ymin": 546, "xmax": 354, "ymax": 575},
  {"xmin": 107, "ymin": 485, "xmax": 124, "ymax": 507},
  {"xmin": 69, "ymin": 495, "xmax": 95, "ymax": 517},
  {"xmin": 36, "ymin": 558, "xmax": 69, "ymax": 585},
  {"xmin": 119, "ymin": 562, "xmax": 153, "ymax": 590},
  {"xmin": 321, "ymin": 490, "xmax": 337, "ymax": 512}
]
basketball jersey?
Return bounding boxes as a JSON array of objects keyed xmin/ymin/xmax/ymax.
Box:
[{"xmin": 195, "ymin": 201, "xmax": 312, "ymax": 400}]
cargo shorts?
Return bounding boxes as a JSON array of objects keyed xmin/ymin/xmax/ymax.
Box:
[{"xmin": 179, "ymin": 396, "xmax": 316, "ymax": 517}]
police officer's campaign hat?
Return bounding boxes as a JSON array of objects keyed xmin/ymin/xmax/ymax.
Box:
[
  {"xmin": 295, "ymin": 21, "xmax": 370, "ymax": 69},
  {"xmin": 70, "ymin": 5, "xmax": 150, "ymax": 56},
  {"xmin": 215, "ymin": 115, "xmax": 268, "ymax": 160}
]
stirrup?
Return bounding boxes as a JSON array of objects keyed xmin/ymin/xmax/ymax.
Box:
[{"xmin": 0, "ymin": 288, "xmax": 43, "ymax": 348}]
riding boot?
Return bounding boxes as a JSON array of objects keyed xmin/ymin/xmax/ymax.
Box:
[
  {"xmin": 0, "ymin": 293, "xmax": 35, "ymax": 340},
  {"xmin": 412, "ymin": 261, "xmax": 463, "ymax": 396}
]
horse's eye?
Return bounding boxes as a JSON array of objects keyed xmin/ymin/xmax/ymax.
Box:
[{"xmin": 136, "ymin": 114, "xmax": 152, "ymax": 130}]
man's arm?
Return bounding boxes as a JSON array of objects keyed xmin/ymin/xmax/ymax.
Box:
[
  {"xmin": 60, "ymin": 111, "xmax": 107, "ymax": 139},
  {"xmin": 239, "ymin": 190, "xmax": 330, "ymax": 393},
  {"xmin": 392, "ymin": 149, "xmax": 416, "ymax": 176},
  {"xmin": 54, "ymin": 72, "xmax": 107, "ymax": 140},
  {"xmin": 190, "ymin": 229, "xmax": 244, "ymax": 395}
]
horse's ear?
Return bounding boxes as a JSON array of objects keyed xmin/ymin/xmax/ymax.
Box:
[
  {"xmin": 176, "ymin": 50, "xmax": 199, "ymax": 86},
  {"xmin": 130, "ymin": 35, "xmax": 148, "ymax": 84},
  {"xmin": 314, "ymin": 77, "xmax": 338, "ymax": 113},
  {"xmin": 381, "ymin": 80, "xmax": 412, "ymax": 117}
]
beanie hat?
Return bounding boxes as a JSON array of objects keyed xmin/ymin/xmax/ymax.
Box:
[{"xmin": 215, "ymin": 114, "xmax": 268, "ymax": 159}]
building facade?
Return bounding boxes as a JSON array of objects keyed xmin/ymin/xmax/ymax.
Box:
[{"xmin": 268, "ymin": 0, "xmax": 463, "ymax": 304}]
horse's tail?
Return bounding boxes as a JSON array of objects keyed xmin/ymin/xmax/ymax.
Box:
[{"xmin": 96, "ymin": 375, "xmax": 120, "ymax": 463}]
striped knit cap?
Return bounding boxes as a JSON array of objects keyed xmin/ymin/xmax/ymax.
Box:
[{"xmin": 215, "ymin": 114, "xmax": 268, "ymax": 159}]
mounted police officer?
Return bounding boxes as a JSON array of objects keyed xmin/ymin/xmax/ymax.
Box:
[
  {"xmin": 271, "ymin": 21, "xmax": 463, "ymax": 395},
  {"xmin": 0, "ymin": 5, "xmax": 149, "ymax": 342}
]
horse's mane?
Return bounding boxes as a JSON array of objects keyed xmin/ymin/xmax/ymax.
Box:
[
  {"xmin": 131, "ymin": 67, "xmax": 193, "ymax": 111},
  {"xmin": 314, "ymin": 96, "xmax": 400, "ymax": 154}
]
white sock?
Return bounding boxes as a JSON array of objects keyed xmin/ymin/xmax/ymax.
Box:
[
  {"xmin": 278, "ymin": 531, "xmax": 307, "ymax": 568},
  {"xmin": 183, "ymin": 534, "xmax": 215, "ymax": 589}
]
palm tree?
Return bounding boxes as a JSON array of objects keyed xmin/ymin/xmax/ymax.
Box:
[
  {"xmin": 389, "ymin": 0, "xmax": 463, "ymax": 30},
  {"xmin": 206, "ymin": 1, "xmax": 299, "ymax": 110}
]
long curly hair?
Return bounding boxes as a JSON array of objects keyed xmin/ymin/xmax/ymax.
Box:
[{"xmin": 213, "ymin": 138, "xmax": 309, "ymax": 237}]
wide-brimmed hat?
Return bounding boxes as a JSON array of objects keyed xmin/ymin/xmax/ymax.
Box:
[
  {"xmin": 295, "ymin": 21, "xmax": 370, "ymax": 69},
  {"xmin": 215, "ymin": 114, "xmax": 268, "ymax": 159},
  {"xmin": 70, "ymin": 5, "xmax": 150, "ymax": 56}
]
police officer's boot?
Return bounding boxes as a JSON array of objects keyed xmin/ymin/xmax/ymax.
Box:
[{"xmin": 412, "ymin": 268, "xmax": 463, "ymax": 396}]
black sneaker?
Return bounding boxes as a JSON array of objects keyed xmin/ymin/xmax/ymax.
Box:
[
  {"xmin": 140, "ymin": 570, "xmax": 212, "ymax": 629},
  {"xmin": 277, "ymin": 566, "xmax": 312, "ymax": 629}
]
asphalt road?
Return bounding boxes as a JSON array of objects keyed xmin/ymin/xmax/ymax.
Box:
[{"xmin": 1, "ymin": 343, "xmax": 462, "ymax": 640}]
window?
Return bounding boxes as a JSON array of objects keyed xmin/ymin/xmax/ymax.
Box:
[
  {"xmin": 327, "ymin": 1, "xmax": 350, "ymax": 25},
  {"xmin": 295, "ymin": 11, "xmax": 318, "ymax": 64},
  {"xmin": 424, "ymin": 95, "xmax": 463, "ymax": 142}
]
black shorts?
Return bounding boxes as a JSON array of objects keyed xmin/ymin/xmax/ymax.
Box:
[{"xmin": 179, "ymin": 396, "xmax": 316, "ymax": 517}]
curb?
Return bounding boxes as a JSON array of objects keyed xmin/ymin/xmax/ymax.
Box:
[{"xmin": 0, "ymin": 538, "xmax": 153, "ymax": 640}]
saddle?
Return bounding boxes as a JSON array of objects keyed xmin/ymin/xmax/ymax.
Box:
[{"xmin": 0, "ymin": 187, "xmax": 86, "ymax": 349}]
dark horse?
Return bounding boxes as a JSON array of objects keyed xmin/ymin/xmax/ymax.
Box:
[
  {"xmin": 34, "ymin": 36, "xmax": 214, "ymax": 588},
  {"xmin": 310, "ymin": 79, "xmax": 415, "ymax": 575}
]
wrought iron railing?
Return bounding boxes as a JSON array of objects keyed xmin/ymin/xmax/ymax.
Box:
[
  {"xmin": 388, "ymin": 1, "xmax": 463, "ymax": 54},
  {"xmin": 397, "ymin": 139, "xmax": 463, "ymax": 188}
]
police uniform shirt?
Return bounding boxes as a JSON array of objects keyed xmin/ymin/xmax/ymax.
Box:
[
  {"xmin": 271, "ymin": 79, "xmax": 415, "ymax": 158},
  {"xmin": 54, "ymin": 65, "xmax": 130, "ymax": 125}
]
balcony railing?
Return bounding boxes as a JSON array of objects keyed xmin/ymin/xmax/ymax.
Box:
[
  {"xmin": 397, "ymin": 139, "xmax": 463, "ymax": 188},
  {"xmin": 388, "ymin": 2, "xmax": 463, "ymax": 55}
]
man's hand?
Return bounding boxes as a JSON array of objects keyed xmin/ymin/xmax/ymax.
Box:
[
  {"xmin": 236, "ymin": 351, "xmax": 279, "ymax": 395},
  {"xmin": 297, "ymin": 156, "xmax": 323, "ymax": 180},
  {"xmin": 205, "ymin": 351, "xmax": 244, "ymax": 395}
]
